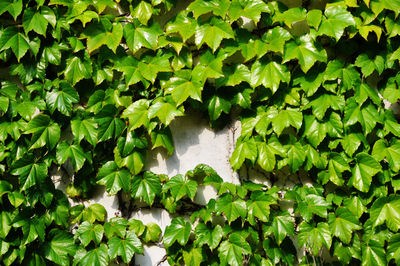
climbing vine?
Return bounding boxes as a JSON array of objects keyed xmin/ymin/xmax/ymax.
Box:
[{"xmin": 1, "ymin": 0, "xmax": 400, "ymax": 265}]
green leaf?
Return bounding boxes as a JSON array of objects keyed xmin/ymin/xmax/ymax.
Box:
[
  {"xmin": 83, "ymin": 204, "xmax": 107, "ymax": 223},
  {"xmin": 324, "ymin": 60, "xmax": 361, "ymax": 91},
  {"xmin": 164, "ymin": 174, "xmax": 197, "ymax": 201},
  {"xmin": 218, "ymin": 232, "xmax": 251, "ymax": 266},
  {"xmin": 108, "ymin": 231, "xmax": 143, "ymax": 263},
  {"xmin": 77, "ymin": 244, "xmax": 109, "ymax": 266},
  {"xmin": 355, "ymin": 53, "xmax": 385, "ymax": 77},
  {"xmin": 317, "ymin": 6, "xmax": 355, "ymax": 41},
  {"xmin": 287, "ymin": 143, "xmax": 306, "ymax": 173},
  {"xmin": 164, "ymin": 69, "xmax": 202, "ymax": 106},
  {"xmin": 183, "ymin": 247, "xmax": 203, "ymax": 266},
  {"xmin": 283, "ymin": 34, "xmax": 327, "ymax": 73},
  {"xmin": 247, "ymin": 191, "xmax": 275, "ymax": 225},
  {"xmin": 96, "ymin": 161, "xmax": 131, "ymax": 195},
  {"xmin": 71, "ymin": 118, "xmax": 98, "ymax": 146},
  {"xmin": 228, "ymin": 0, "xmax": 270, "ymax": 23},
  {"xmin": 328, "ymin": 207, "xmax": 361, "ymax": 244},
  {"xmin": 307, "ymin": 9, "xmax": 322, "ymax": 29},
  {"xmin": 261, "ymin": 27, "xmax": 291, "ymax": 54},
  {"xmin": 104, "ymin": 218, "xmax": 128, "ymax": 239},
  {"xmin": 188, "ymin": 0, "xmax": 230, "ymax": 19},
  {"xmin": 195, "ymin": 17, "xmax": 234, "ymax": 52},
  {"xmin": 114, "ymin": 57, "xmax": 143, "ymax": 86},
  {"xmin": 344, "ymin": 98, "xmax": 381, "ymax": 134},
  {"xmin": 22, "ymin": 8, "xmax": 49, "ymax": 36},
  {"xmin": 56, "ymin": 142, "xmax": 91, "ymax": 171},
  {"xmin": 271, "ymin": 108, "xmax": 302, "ymax": 136},
  {"xmin": 298, "ymin": 222, "xmax": 332, "ymax": 256},
  {"xmin": 11, "ymin": 155, "xmax": 47, "ymax": 190},
  {"xmin": 325, "ymin": 152, "xmax": 350, "ymax": 186},
  {"xmin": 148, "ymin": 97, "xmax": 184, "ymax": 125},
  {"xmin": 163, "ymin": 217, "xmax": 191, "ymax": 248},
  {"xmin": 388, "ymin": 234, "xmax": 400, "ymax": 264},
  {"xmin": 124, "ymin": 22, "xmax": 162, "ymax": 53},
  {"xmin": 63, "ymin": 56, "xmax": 92, "ymax": 85},
  {"xmin": 372, "ymin": 139, "xmax": 400, "ymax": 172},
  {"xmin": 0, "ymin": 212, "xmax": 11, "ymax": 239},
  {"xmin": 299, "ymin": 194, "xmax": 330, "ymax": 222},
  {"xmin": 150, "ymin": 127, "xmax": 174, "ymax": 156},
  {"xmin": 230, "ymin": 137, "xmax": 257, "ymax": 171},
  {"xmin": 349, "ymin": 153, "xmax": 381, "ymax": 192},
  {"xmin": 272, "ymin": 212, "xmax": 295, "ymax": 246},
  {"xmin": 362, "ymin": 240, "xmax": 386, "ymax": 266},
  {"xmin": 250, "ymin": 59, "xmax": 290, "ymax": 93},
  {"xmin": 257, "ymin": 142, "xmax": 276, "ymax": 172},
  {"xmin": 216, "ymin": 193, "xmax": 247, "ymax": 223},
  {"xmin": 305, "ymin": 93, "xmax": 345, "ymax": 120},
  {"xmin": 95, "ymin": 105, "xmax": 125, "ymax": 141},
  {"xmin": 24, "ymin": 114, "xmax": 59, "ymax": 149},
  {"xmin": 0, "ymin": 27, "xmax": 31, "ymax": 61},
  {"xmin": 42, "ymin": 229, "xmax": 76, "ymax": 266},
  {"xmin": 165, "ymin": 11, "xmax": 197, "ymax": 42},
  {"xmin": 208, "ymin": 95, "xmax": 231, "ymax": 121},
  {"xmin": 83, "ymin": 20, "xmax": 123, "ymax": 53},
  {"xmin": 138, "ymin": 52, "xmax": 172, "ymax": 83},
  {"xmin": 132, "ymin": 1, "xmax": 153, "ymax": 25},
  {"xmin": 46, "ymin": 82, "xmax": 79, "ymax": 116},
  {"xmin": 194, "ymin": 223, "xmax": 223, "ymax": 250},
  {"xmin": 132, "ymin": 171, "xmax": 161, "ymax": 206},
  {"xmin": 76, "ymin": 222, "xmax": 104, "ymax": 247},
  {"xmin": 142, "ymin": 223, "xmax": 161, "ymax": 243},
  {"xmin": 370, "ymin": 195, "xmax": 400, "ymax": 232},
  {"xmin": 122, "ymin": 99, "xmax": 150, "ymax": 130}
]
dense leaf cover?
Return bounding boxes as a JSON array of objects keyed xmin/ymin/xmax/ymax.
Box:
[{"xmin": 1, "ymin": 0, "xmax": 400, "ymax": 265}]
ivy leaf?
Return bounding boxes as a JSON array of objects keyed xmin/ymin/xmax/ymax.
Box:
[
  {"xmin": 183, "ymin": 247, "xmax": 203, "ymax": 266},
  {"xmin": 247, "ymin": 191, "xmax": 275, "ymax": 225},
  {"xmin": 76, "ymin": 222, "xmax": 104, "ymax": 247},
  {"xmin": 271, "ymin": 108, "xmax": 302, "ymax": 136},
  {"xmin": 188, "ymin": 0, "xmax": 230, "ymax": 19},
  {"xmin": 42, "ymin": 229, "xmax": 76, "ymax": 266},
  {"xmin": 148, "ymin": 97, "xmax": 184, "ymax": 125},
  {"xmin": 164, "ymin": 69, "xmax": 202, "ymax": 106},
  {"xmin": 305, "ymin": 94, "xmax": 345, "ymax": 120},
  {"xmin": 299, "ymin": 194, "xmax": 330, "ymax": 222},
  {"xmin": 250, "ymin": 59, "xmax": 290, "ymax": 93},
  {"xmin": 215, "ymin": 193, "xmax": 247, "ymax": 223},
  {"xmin": 208, "ymin": 95, "xmax": 231, "ymax": 121},
  {"xmin": 349, "ymin": 153, "xmax": 381, "ymax": 193},
  {"xmin": 283, "ymin": 35, "xmax": 327, "ymax": 73},
  {"xmin": 287, "ymin": 143, "xmax": 306, "ymax": 173},
  {"xmin": 272, "ymin": 212, "xmax": 295, "ymax": 246},
  {"xmin": 122, "ymin": 99, "xmax": 150, "ymax": 130},
  {"xmin": 218, "ymin": 233, "xmax": 251, "ymax": 266},
  {"xmin": 76, "ymin": 244, "xmax": 109, "ymax": 266},
  {"xmin": 22, "ymin": 8, "xmax": 49, "ymax": 36},
  {"xmin": 114, "ymin": 57, "xmax": 143, "ymax": 86},
  {"xmin": 372, "ymin": 139, "xmax": 400, "ymax": 172},
  {"xmin": 355, "ymin": 83, "xmax": 381, "ymax": 106},
  {"xmin": 150, "ymin": 127, "xmax": 174, "ymax": 156},
  {"xmin": 228, "ymin": 0, "xmax": 270, "ymax": 23},
  {"xmin": 324, "ymin": 60, "xmax": 361, "ymax": 91},
  {"xmin": 108, "ymin": 231, "xmax": 143, "ymax": 263},
  {"xmin": 388, "ymin": 234, "xmax": 400, "ymax": 264},
  {"xmin": 83, "ymin": 20, "xmax": 123, "ymax": 53},
  {"xmin": 195, "ymin": 17, "xmax": 234, "ymax": 52},
  {"xmin": 261, "ymin": 27, "xmax": 292, "ymax": 54},
  {"xmin": 138, "ymin": 52, "xmax": 172, "ymax": 84},
  {"xmin": 230, "ymin": 137, "xmax": 257, "ymax": 171},
  {"xmin": 298, "ymin": 222, "xmax": 332, "ymax": 256},
  {"xmin": 164, "ymin": 174, "xmax": 197, "ymax": 201},
  {"xmin": 344, "ymin": 98, "xmax": 381, "ymax": 134},
  {"xmin": 163, "ymin": 217, "xmax": 191, "ymax": 248},
  {"xmin": 63, "ymin": 56, "xmax": 92, "ymax": 85},
  {"xmin": 370, "ymin": 195, "xmax": 400, "ymax": 232},
  {"xmin": 123, "ymin": 22, "xmax": 162, "ymax": 53},
  {"xmin": 132, "ymin": 1, "xmax": 153, "ymax": 25},
  {"xmin": 325, "ymin": 152, "xmax": 350, "ymax": 186},
  {"xmin": 56, "ymin": 142, "xmax": 91, "ymax": 172},
  {"xmin": 328, "ymin": 207, "xmax": 361, "ymax": 244},
  {"xmin": 165, "ymin": 11, "xmax": 197, "ymax": 42},
  {"xmin": 362, "ymin": 240, "xmax": 386, "ymax": 266},
  {"xmin": 71, "ymin": 118, "xmax": 98, "ymax": 146},
  {"xmin": 11, "ymin": 155, "xmax": 47, "ymax": 191},
  {"xmin": 318, "ymin": 6, "xmax": 356, "ymax": 41},
  {"xmin": 25, "ymin": 114, "xmax": 60, "ymax": 150},
  {"xmin": 142, "ymin": 223, "xmax": 161, "ymax": 243},
  {"xmin": 96, "ymin": 161, "xmax": 131, "ymax": 195},
  {"xmin": 194, "ymin": 223, "xmax": 223, "ymax": 250},
  {"xmin": 104, "ymin": 218, "xmax": 128, "ymax": 239},
  {"xmin": 132, "ymin": 171, "xmax": 161, "ymax": 206},
  {"xmin": 82, "ymin": 204, "xmax": 107, "ymax": 223},
  {"xmin": 46, "ymin": 82, "xmax": 79, "ymax": 116},
  {"xmin": 95, "ymin": 105, "xmax": 125, "ymax": 141},
  {"xmin": 355, "ymin": 53, "xmax": 385, "ymax": 77},
  {"xmin": 257, "ymin": 142, "xmax": 276, "ymax": 172},
  {"xmin": 0, "ymin": 27, "xmax": 30, "ymax": 61}
]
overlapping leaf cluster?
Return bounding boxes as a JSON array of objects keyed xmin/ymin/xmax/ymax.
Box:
[{"xmin": 1, "ymin": 0, "xmax": 400, "ymax": 265}]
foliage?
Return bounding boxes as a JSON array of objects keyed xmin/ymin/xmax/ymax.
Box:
[{"xmin": 1, "ymin": 0, "xmax": 400, "ymax": 265}]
